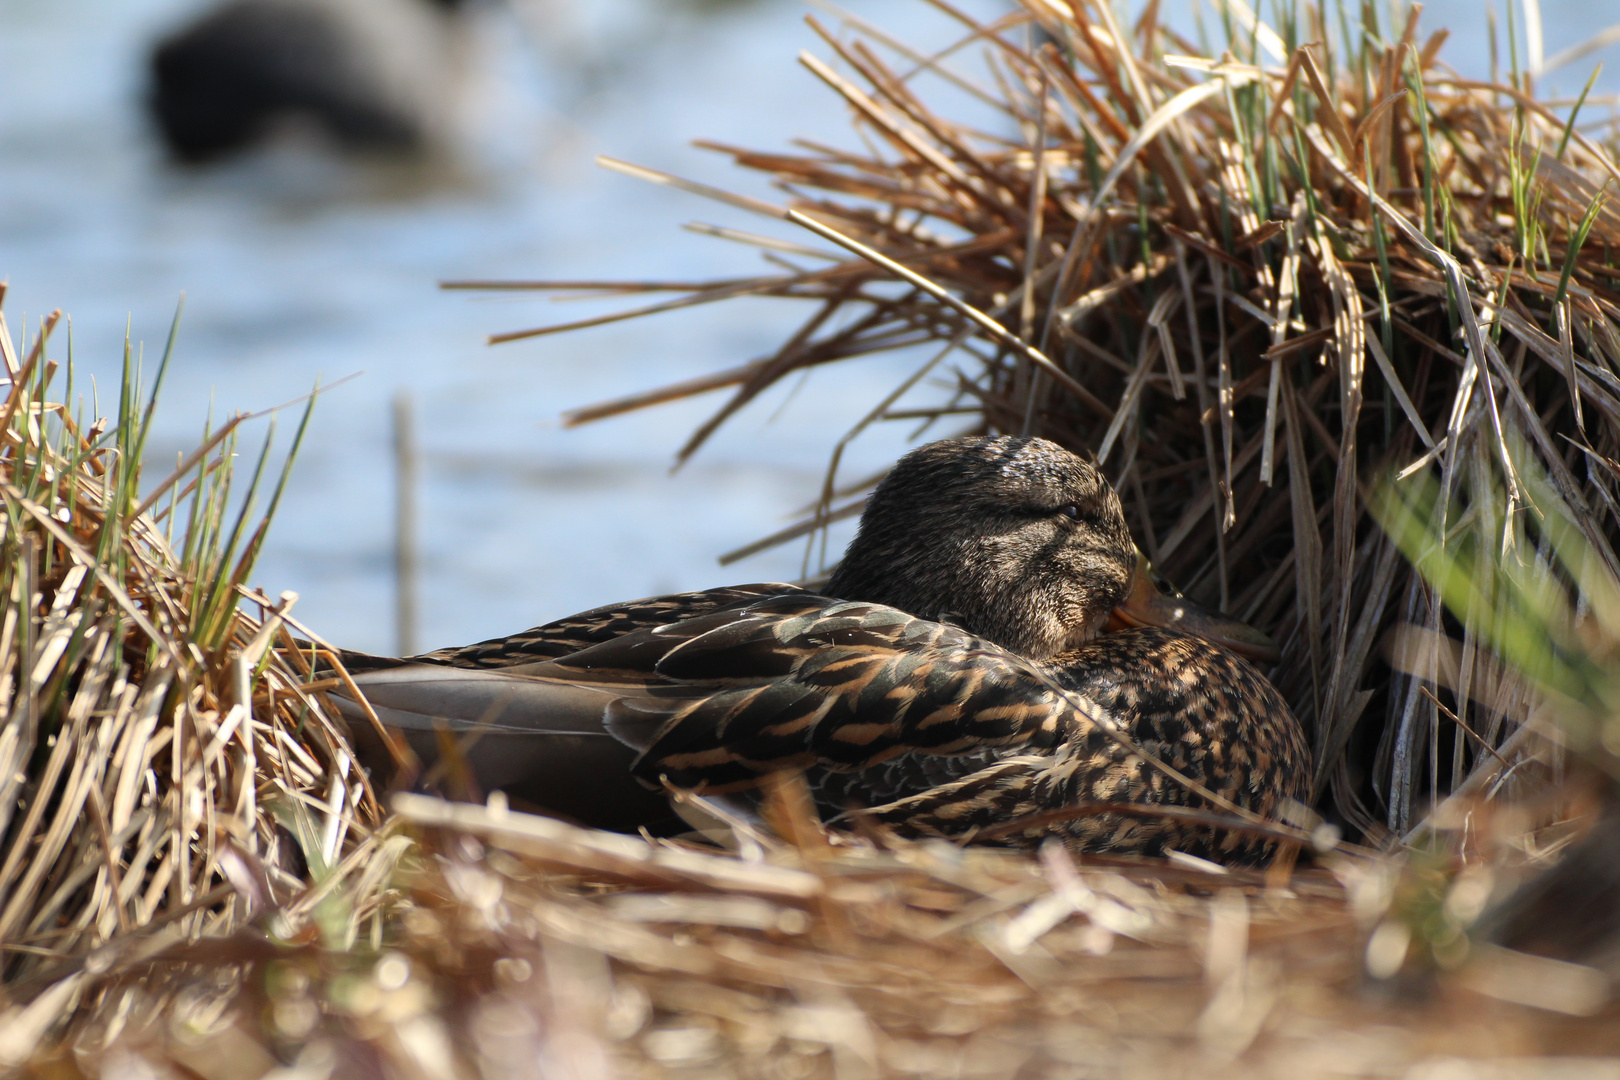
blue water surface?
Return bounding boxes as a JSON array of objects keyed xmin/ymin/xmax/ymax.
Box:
[{"xmin": 1, "ymin": 0, "xmax": 1614, "ymax": 653}]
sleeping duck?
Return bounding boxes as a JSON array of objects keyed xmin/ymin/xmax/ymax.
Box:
[{"xmin": 328, "ymin": 436, "xmax": 1310, "ymax": 864}]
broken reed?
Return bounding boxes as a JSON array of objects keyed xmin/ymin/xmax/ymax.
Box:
[
  {"xmin": 0, "ymin": 298, "xmax": 380, "ymax": 1004},
  {"xmin": 453, "ymin": 0, "xmax": 1620, "ymax": 843}
]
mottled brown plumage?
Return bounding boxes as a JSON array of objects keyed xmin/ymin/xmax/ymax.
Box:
[
  {"xmin": 820, "ymin": 435, "xmax": 1136, "ymax": 659},
  {"xmin": 334, "ymin": 435, "xmax": 1309, "ymax": 863},
  {"xmin": 837, "ymin": 627, "xmax": 1309, "ymax": 863}
]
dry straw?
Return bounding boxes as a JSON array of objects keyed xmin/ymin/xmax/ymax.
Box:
[
  {"xmin": 0, "ymin": 297, "xmax": 385, "ymax": 1059},
  {"xmin": 16, "ymin": 786, "xmax": 1617, "ymax": 1077}
]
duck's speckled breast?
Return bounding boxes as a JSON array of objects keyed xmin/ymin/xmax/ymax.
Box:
[{"xmin": 804, "ymin": 627, "xmax": 1310, "ymax": 865}]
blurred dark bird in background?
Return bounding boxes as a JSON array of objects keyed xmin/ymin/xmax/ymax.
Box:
[{"xmin": 149, "ymin": 0, "xmax": 473, "ymax": 161}]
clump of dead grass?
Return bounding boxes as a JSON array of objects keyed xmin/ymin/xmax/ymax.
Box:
[{"xmin": 0, "ymin": 296, "xmax": 383, "ymax": 1057}]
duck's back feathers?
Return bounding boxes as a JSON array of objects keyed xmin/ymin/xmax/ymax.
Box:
[
  {"xmin": 338, "ymin": 593, "xmax": 1078, "ymax": 788},
  {"xmin": 573, "ymin": 595, "xmax": 1074, "ymax": 787},
  {"xmin": 413, "ymin": 583, "xmax": 807, "ymax": 668},
  {"xmin": 335, "ymin": 601, "xmax": 1308, "ymax": 860}
]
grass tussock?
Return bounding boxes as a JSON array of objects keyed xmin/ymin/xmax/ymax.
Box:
[
  {"xmin": 459, "ymin": 0, "xmax": 1620, "ymax": 843},
  {"xmin": 0, "ymin": 297, "xmax": 383, "ymax": 1055}
]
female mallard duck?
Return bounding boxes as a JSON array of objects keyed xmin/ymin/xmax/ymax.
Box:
[{"xmin": 334, "ymin": 436, "xmax": 1309, "ymax": 864}]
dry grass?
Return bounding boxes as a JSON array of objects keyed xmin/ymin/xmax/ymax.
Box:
[
  {"xmin": 0, "ymin": 297, "xmax": 382, "ymax": 1061},
  {"xmin": 12, "ymin": 790, "xmax": 1620, "ymax": 1078},
  {"xmin": 10, "ymin": 0, "xmax": 1620, "ymax": 1073}
]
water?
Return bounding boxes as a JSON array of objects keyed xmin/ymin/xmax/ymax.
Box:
[
  {"xmin": 2, "ymin": 0, "xmax": 1616, "ymax": 654},
  {"xmin": 2, "ymin": 0, "xmax": 949, "ymax": 653}
]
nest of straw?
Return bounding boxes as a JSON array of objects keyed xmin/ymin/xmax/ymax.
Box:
[
  {"xmin": 17, "ymin": 789, "xmax": 1620, "ymax": 1079},
  {"xmin": 463, "ymin": 0, "xmax": 1620, "ymax": 842},
  {"xmin": 0, "ymin": 301, "xmax": 381, "ymax": 1055}
]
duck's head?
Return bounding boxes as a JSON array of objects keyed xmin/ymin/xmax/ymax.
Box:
[{"xmin": 825, "ymin": 436, "xmax": 1279, "ymax": 663}]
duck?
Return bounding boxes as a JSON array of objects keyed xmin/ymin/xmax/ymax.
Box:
[
  {"xmin": 148, "ymin": 0, "xmax": 471, "ymax": 162},
  {"xmin": 329, "ymin": 436, "xmax": 1311, "ymax": 864}
]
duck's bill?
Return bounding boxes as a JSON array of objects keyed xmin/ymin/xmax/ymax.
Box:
[{"xmin": 1108, "ymin": 553, "xmax": 1282, "ymax": 664}]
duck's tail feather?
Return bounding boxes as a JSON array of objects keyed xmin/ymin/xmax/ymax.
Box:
[{"xmin": 330, "ymin": 664, "xmax": 680, "ymax": 833}]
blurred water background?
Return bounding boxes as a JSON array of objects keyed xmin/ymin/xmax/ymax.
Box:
[{"xmin": 2, "ymin": 0, "xmax": 1617, "ymax": 653}]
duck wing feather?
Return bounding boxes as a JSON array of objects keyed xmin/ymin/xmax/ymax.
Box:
[
  {"xmin": 336, "ymin": 593, "xmax": 1078, "ymax": 794},
  {"xmin": 407, "ymin": 583, "xmax": 807, "ymax": 668},
  {"xmin": 546, "ymin": 594, "xmax": 1076, "ymax": 789}
]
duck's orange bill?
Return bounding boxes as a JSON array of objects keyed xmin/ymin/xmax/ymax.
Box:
[{"xmin": 1107, "ymin": 553, "xmax": 1282, "ymax": 664}]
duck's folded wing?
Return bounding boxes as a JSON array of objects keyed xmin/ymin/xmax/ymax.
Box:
[
  {"xmin": 498, "ymin": 594, "xmax": 1079, "ymax": 791},
  {"xmin": 333, "ymin": 594, "xmax": 1078, "ymax": 797},
  {"xmin": 329, "ymin": 664, "xmax": 675, "ymax": 831},
  {"xmin": 411, "ymin": 583, "xmax": 806, "ymax": 668}
]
